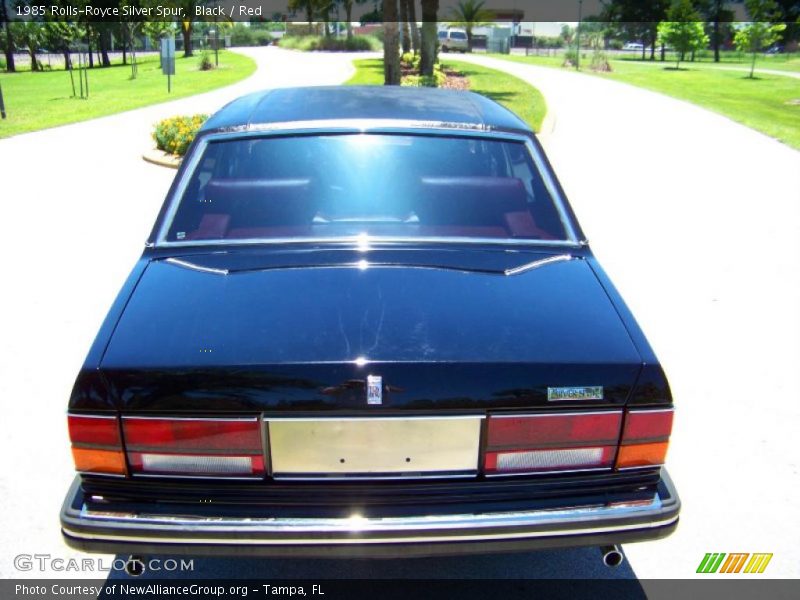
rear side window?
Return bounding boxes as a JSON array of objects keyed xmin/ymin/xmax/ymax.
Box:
[{"xmin": 165, "ymin": 134, "xmax": 569, "ymax": 243}]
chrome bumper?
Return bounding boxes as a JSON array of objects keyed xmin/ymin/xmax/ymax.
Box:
[{"xmin": 61, "ymin": 471, "xmax": 680, "ymax": 557}]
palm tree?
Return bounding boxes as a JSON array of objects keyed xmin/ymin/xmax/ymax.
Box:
[
  {"xmin": 449, "ymin": 0, "xmax": 493, "ymax": 52},
  {"xmin": 383, "ymin": 0, "xmax": 401, "ymax": 84},
  {"xmin": 419, "ymin": 0, "xmax": 439, "ymax": 76}
]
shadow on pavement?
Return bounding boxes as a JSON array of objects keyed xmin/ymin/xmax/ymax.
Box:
[{"xmin": 105, "ymin": 547, "xmax": 646, "ymax": 597}]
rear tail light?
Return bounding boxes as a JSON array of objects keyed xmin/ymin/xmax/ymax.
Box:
[
  {"xmin": 122, "ymin": 417, "xmax": 265, "ymax": 478},
  {"xmin": 484, "ymin": 411, "xmax": 622, "ymax": 475},
  {"xmin": 615, "ymin": 408, "xmax": 674, "ymax": 469},
  {"xmin": 68, "ymin": 414, "xmax": 126, "ymax": 476}
]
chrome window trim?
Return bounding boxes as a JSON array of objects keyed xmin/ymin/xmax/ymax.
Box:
[{"xmin": 153, "ymin": 124, "xmax": 583, "ymax": 249}]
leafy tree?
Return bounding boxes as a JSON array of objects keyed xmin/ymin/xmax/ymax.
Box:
[
  {"xmin": 448, "ymin": 0, "xmax": 493, "ymax": 51},
  {"xmin": 695, "ymin": 0, "xmax": 735, "ymax": 62},
  {"xmin": 383, "ymin": 0, "xmax": 400, "ymax": 84},
  {"xmin": 419, "ymin": 0, "xmax": 438, "ymax": 76},
  {"xmin": 288, "ymin": 0, "xmax": 320, "ymax": 30},
  {"xmin": 340, "ymin": 0, "xmax": 369, "ymax": 40},
  {"xmin": 734, "ymin": 0, "xmax": 787, "ymax": 77},
  {"xmin": 657, "ymin": 0, "xmax": 709, "ymax": 69},
  {"xmin": 602, "ymin": 0, "xmax": 670, "ymax": 59},
  {"xmin": 43, "ymin": 16, "xmax": 83, "ymax": 70},
  {"xmin": 11, "ymin": 20, "xmax": 44, "ymax": 72}
]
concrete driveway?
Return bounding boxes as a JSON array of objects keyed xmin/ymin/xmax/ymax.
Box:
[
  {"xmin": 1, "ymin": 47, "xmax": 798, "ymax": 583},
  {"xmin": 456, "ymin": 53, "xmax": 800, "ymax": 578}
]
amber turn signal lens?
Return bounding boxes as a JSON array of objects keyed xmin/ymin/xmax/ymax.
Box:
[
  {"xmin": 72, "ymin": 447, "xmax": 127, "ymax": 476},
  {"xmin": 616, "ymin": 441, "xmax": 669, "ymax": 469}
]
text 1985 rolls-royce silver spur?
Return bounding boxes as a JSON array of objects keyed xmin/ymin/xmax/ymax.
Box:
[{"xmin": 60, "ymin": 86, "xmax": 679, "ymax": 564}]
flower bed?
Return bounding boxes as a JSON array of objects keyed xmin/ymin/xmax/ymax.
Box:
[{"xmin": 152, "ymin": 114, "xmax": 209, "ymax": 157}]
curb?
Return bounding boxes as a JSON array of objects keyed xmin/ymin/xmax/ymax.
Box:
[{"xmin": 142, "ymin": 148, "xmax": 182, "ymax": 169}]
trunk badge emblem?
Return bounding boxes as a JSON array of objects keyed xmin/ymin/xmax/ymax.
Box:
[
  {"xmin": 548, "ymin": 386, "xmax": 604, "ymax": 401},
  {"xmin": 367, "ymin": 375, "xmax": 383, "ymax": 405}
]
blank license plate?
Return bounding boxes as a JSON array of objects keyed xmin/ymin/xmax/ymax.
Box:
[{"xmin": 267, "ymin": 416, "xmax": 483, "ymax": 479}]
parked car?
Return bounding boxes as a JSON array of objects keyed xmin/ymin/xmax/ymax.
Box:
[
  {"xmin": 61, "ymin": 86, "xmax": 679, "ymax": 564},
  {"xmin": 622, "ymin": 42, "xmax": 644, "ymax": 52},
  {"xmin": 439, "ymin": 29, "xmax": 469, "ymax": 52}
]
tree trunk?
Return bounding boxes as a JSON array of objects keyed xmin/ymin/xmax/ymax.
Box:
[
  {"xmin": 87, "ymin": 32, "xmax": 94, "ymax": 68},
  {"xmin": 399, "ymin": 0, "xmax": 410, "ymax": 54},
  {"xmin": 420, "ymin": 0, "xmax": 438, "ymax": 76},
  {"xmin": 63, "ymin": 50, "xmax": 71, "ymax": 70},
  {"xmin": 408, "ymin": 0, "xmax": 420, "ymax": 54},
  {"xmin": 713, "ymin": 18, "xmax": 720, "ymax": 62},
  {"xmin": 182, "ymin": 23, "xmax": 193, "ymax": 57},
  {"xmin": 346, "ymin": 4, "xmax": 353, "ymax": 40},
  {"xmin": 660, "ymin": 43, "xmax": 665, "ymax": 61},
  {"xmin": 466, "ymin": 26, "xmax": 473, "ymax": 52},
  {"xmin": 750, "ymin": 51, "xmax": 756, "ymax": 78},
  {"xmin": 383, "ymin": 0, "xmax": 401, "ymax": 85},
  {"xmin": 2, "ymin": 21, "xmax": 14, "ymax": 72},
  {"xmin": 28, "ymin": 47, "xmax": 39, "ymax": 71},
  {"xmin": 100, "ymin": 29, "xmax": 111, "ymax": 67}
]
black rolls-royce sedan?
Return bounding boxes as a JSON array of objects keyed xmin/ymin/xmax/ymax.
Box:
[{"xmin": 61, "ymin": 86, "xmax": 679, "ymax": 563}]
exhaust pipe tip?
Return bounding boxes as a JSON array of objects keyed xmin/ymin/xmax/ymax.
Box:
[
  {"xmin": 124, "ymin": 555, "xmax": 146, "ymax": 577},
  {"xmin": 600, "ymin": 545, "xmax": 624, "ymax": 568}
]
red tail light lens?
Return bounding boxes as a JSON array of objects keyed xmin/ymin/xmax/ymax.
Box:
[
  {"xmin": 122, "ymin": 417, "xmax": 265, "ymax": 478},
  {"xmin": 484, "ymin": 411, "xmax": 622, "ymax": 475},
  {"xmin": 67, "ymin": 414, "xmax": 126, "ymax": 476},
  {"xmin": 616, "ymin": 408, "xmax": 674, "ymax": 469}
]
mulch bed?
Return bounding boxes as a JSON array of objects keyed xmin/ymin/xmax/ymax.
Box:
[{"xmin": 400, "ymin": 63, "xmax": 470, "ymax": 90}]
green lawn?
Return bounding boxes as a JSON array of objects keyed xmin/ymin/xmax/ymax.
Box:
[
  {"xmin": 496, "ymin": 53, "xmax": 800, "ymax": 150},
  {"xmin": 345, "ymin": 58, "xmax": 547, "ymax": 132},
  {"xmin": 0, "ymin": 50, "xmax": 256, "ymax": 138}
]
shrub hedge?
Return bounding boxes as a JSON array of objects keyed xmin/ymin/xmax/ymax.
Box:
[{"xmin": 279, "ymin": 35, "xmax": 381, "ymax": 52}]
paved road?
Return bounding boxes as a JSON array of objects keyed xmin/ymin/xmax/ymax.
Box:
[
  {"xmin": 456, "ymin": 53, "xmax": 800, "ymax": 578},
  {"xmin": 1, "ymin": 47, "xmax": 798, "ymax": 583}
]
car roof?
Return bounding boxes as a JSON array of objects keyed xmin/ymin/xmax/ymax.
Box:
[{"xmin": 200, "ymin": 86, "xmax": 532, "ymax": 135}]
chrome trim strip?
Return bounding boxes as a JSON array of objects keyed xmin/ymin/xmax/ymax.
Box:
[
  {"xmin": 231, "ymin": 119, "xmax": 495, "ymax": 134},
  {"xmin": 76, "ymin": 471, "xmax": 126, "ymax": 479},
  {"xmin": 489, "ymin": 410, "xmax": 622, "ymax": 419},
  {"xmin": 122, "ymin": 416, "xmax": 259, "ymax": 422},
  {"xmin": 63, "ymin": 495, "xmax": 677, "ymax": 545},
  {"xmin": 504, "ymin": 254, "xmax": 573, "ymax": 276},
  {"xmin": 273, "ymin": 472, "xmax": 477, "ymax": 482},
  {"xmin": 164, "ymin": 258, "xmax": 229, "ymax": 276},
  {"xmin": 68, "ymin": 414, "xmax": 117, "ymax": 420},
  {"xmin": 156, "ymin": 236, "xmax": 583, "ymax": 250},
  {"xmin": 267, "ymin": 415, "xmax": 482, "ymax": 422},
  {"xmin": 485, "ymin": 466, "xmax": 614, "ymax": 478}
]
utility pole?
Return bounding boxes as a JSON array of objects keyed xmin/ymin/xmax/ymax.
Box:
[{"xmin": 576, "ymin": 0, "xmax": 583, "ymax": 70}]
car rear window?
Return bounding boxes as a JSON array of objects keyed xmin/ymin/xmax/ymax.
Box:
[
  {"xmin": 165, "ymin": 134, "xmax": 569, "ymax": 244},
  {"xmin": 450, "ymin": 32, "xmax": 467, "ymax": 40}
]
